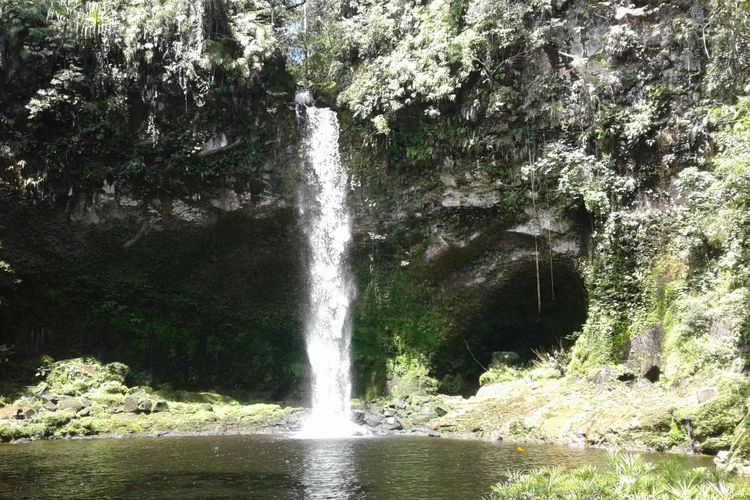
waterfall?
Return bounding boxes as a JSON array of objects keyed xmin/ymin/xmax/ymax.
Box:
[{"xmin": 298, "ymin": 97, "xmax": 358, "ymax": 438}]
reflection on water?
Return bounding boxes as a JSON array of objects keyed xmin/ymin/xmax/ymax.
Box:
[
  {"xmin": 302, "ymin": 438, "xmax": 361, "ymax": 498},
  {"xmin": 0, "ymin": 435, "xmax": 714, "ymax": 499}
]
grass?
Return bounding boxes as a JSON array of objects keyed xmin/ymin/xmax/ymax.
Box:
[{"xmin": 488, "ymin": 450, "xmax": 750, "ymax": 499}]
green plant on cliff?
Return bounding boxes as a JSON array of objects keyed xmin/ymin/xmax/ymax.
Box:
[{"xmin": 0, "ymin": 0, "xmax": 293, "ymax": 201}]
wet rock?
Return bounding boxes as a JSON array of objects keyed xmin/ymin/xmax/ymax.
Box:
[
  {"xmin": 387, "ymin": 419, "xmax": 403, "ymax": 431},
  {"xmin": 697, "ymin": 388, "xmax": 718, "ymax": 403},
  {"xmin": 570, "ymin": 433, "xmax": 587, "ymax": 449},
  {"xmin": 364, "ymin": 414, "xmax": 381, "ymax": 427},
  {"xmin": 351, "ymin": 409, "xmax": 365, "ymax": 425},
  {"xmin": 123, "ymin": 396, "xmax": 139, "ymax": 413}
]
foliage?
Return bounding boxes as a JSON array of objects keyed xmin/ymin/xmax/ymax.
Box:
[
  {"xmin": 489, "ymin": 451, "xmax": 750, "ymax": 499},
  {"xmin": 0, "ymin": 0, "xmax": 294, "ymax": 201},
  {"xmin": 385, "ymin": 352, "xmax": 438, "ymax": 399},
  {"xmin": 705, "ymin": 0, "xmax": 750, "ymax": 99}
]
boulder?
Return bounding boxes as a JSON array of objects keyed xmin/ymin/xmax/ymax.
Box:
[
  {"xmin": 435, "ymin": 406, "xmax": 448, "ymax": 417},
  {"xmin": 20, "ymin": 407, "xmax": 35, "ymax": 420},
  {"xmin": 0, "ymin": 406, "xmax": 20, "ymax": 420},
  {"xmin": 351, "ymin": 409, "xmax": 365, "ymax": 425},
  {"xmin": 386, "ymin": 418, "xmax": 403, "ymax": 431},
  {"xmin": 697, "ymin": 387, "xmax": 718, "ymax": 403},
  {"xmin": 34, "ymin": 383, "xmax": 50, "ymax": 397},
  {"xmin": 43, "ymin": 401, "xmax": 58, "ymax": 412},
  {"xmin": 625, "ymin": 325, "xmax": 664, "ymax": 379},
  {"xmin": 363, "ymin": 414, "xmax": 381, "ymax": 428},
  {"xmin": 77, "ymin": 407, "xmax": 91, "ymax": 417},
  {"xmin": 57, "ymin": 398, "xmax": 84, "ymax": 411},
  {"xmin": 138, "ymin": 399, "xmax": 153, "ymax": 413},
  {"xmin": 123, "ymin": 396, "xmax": 139, "ymax": 413},
  {"xmin": 592, "ymin": 365, "xmax": 613, "ymax": 384},
  {"xmin": 153, "ymin": 401, "xmax": 169, "ymax": 413}
]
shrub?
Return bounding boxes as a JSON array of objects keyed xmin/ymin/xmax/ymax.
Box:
[{"xmin": 489, "ymin": 450, "xmax": 750, "ymax": 499}]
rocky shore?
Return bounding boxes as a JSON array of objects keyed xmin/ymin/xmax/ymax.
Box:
[{"xmin": 2, "ymin": 357, "xmax": 748, "ymax": 475}]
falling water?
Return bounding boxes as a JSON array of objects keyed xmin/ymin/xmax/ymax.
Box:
[{"xmin": 298, "ymin": 94, "xmax": 358, "ymax": 438}]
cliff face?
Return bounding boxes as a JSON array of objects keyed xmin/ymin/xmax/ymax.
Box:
[{"xmin": 1, "ymin": 0, "xmax": 749, "ymax": 430}]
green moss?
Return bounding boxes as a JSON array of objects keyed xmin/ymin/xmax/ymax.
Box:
[
  {"xmin": 479, "ymin": 366, "xmax": 524, "ymax": 386},
  {"xmin": 693, "ymin": 384, "xmax": 750, "ymax": 451}
]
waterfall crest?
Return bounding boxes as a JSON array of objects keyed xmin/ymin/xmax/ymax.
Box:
[{"xmin": 298, "ymin": 103, "xmax": 357, "ymax": 438}]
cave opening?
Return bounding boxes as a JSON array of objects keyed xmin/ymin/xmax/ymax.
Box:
[{"xmin": 434, "ymin": 258, "xmax": 588, "ymax": 395}]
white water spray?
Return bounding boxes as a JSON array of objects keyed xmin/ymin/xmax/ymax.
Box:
[{"xmin": 298, "ymin": 98, "xmax": 358, "ymax": 438}]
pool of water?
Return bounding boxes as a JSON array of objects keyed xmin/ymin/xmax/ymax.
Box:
[{"xmin": 0, "ymin": 434, "xmax": 713, "ymax": 499}]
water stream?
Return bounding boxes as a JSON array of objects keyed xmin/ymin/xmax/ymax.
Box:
[{"xmin": 298, "ymin": 97, "xmax": 357, "ymax": 438}]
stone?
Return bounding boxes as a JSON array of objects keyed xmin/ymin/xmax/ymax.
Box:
[
  {"xmin": 364, "ymin": 414, "xmax": 381, "ymax": 428},
  {"xmin": 199, "ymin": 403, "xmax": 213, "ymax": 412},
  {"xmin": 20, "ymin": 407, "xmax": 35, "ymax": 420},
  {"xmin": 0, "ymin": 406, "xmax": 20, "ymax": 420},
  {"xmin": 384, "ymin": 417, "xmax": 403, "ymax": 431},
  {"xmin": 123, "ymin": 396, "xmax": 138, "ymax": 413},
  {"xmin": 77, "ymin": 407, "xmax": 91, "ymax": 417},
  {"xmin": 153, "ymin": 401, "xmax": 169, "ymax": 413},
  {"xmin": 625, "ymin": 325, "xmax": 664, "ymax": 379},
  {"xmin": 58, "ymin": 398, "xmax": 84, "ymax": 411},
  {"xmin": 43, "ymin": 401, "xmax": 57, "ymax": 412},
  {"xmin": 138, "ymin": 399, "xmax": 153, "ymax": 413},
  {"xmin": 351, "ymin": 409, "xmax": 365, "ymax": 425},
  {"xmin": 592, "ymin": 365, "xmax": 612, "ymax": 384},
  {"xmin": 697, "ymin": 388, "xmax": 718, "ymax": 403},
  {"xmin": 435, "ymin": 407, "xmax": 448, "ymax": 417}
]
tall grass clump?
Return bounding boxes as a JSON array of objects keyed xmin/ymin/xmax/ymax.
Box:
[{"xmin": 488, "ymin": 450, "xmax": 750, "ymax": 499}]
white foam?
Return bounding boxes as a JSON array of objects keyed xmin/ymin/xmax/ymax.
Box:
[{"xmin": 299, "ymin": 107, "xmax": 357, "ymax": 439}]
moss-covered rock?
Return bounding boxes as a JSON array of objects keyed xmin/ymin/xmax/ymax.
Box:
[{"xmin": 0, "ymin": 358, "xmax": 306, "ymax": 442}]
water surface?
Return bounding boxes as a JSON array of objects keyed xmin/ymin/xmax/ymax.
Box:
[{"xmin": 0, "ymin": 435, "xmax": 713, "ymax": 499}]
